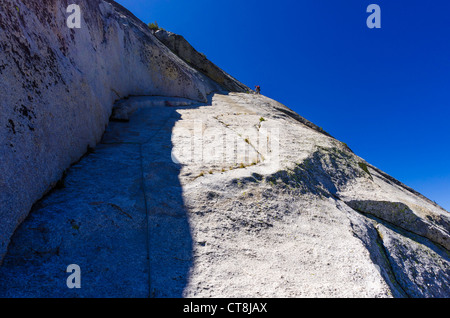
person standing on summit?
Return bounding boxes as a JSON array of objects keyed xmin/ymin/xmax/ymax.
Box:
[{"xmin": 255, "ymin": 85, "xmax": 261, "ymax": 94}]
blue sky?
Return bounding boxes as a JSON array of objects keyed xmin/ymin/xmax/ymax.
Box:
[{"xmin": 115, "ymin": 0, "xmax": 450, "ymax": 211}]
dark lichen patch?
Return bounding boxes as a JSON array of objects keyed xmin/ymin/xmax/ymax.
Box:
[
  {"xmin": 206, "ymin": 191, "xmax": 219, "ymax": 200},
  {"xmin": 14, "ymin": 104, "xmax": 36, "ymax": 121},
  {"xmin": 7, "ymin": 119, "xmax": 16, "ymax": 134},
  {"xmin": 0, "ymin": 63, "xmax": 7, "ymax": 74},
  {"xmin": 358, "ymin": 162, "xmax": 373, "ymax": 180}
]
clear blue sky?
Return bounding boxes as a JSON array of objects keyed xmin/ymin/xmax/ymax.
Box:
[{"xmin": 115, "ymin": 0, "xmax": 450, "ymax": 211}]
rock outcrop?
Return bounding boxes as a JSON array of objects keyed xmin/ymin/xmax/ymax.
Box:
[
  {"xmin": 0, "ymin": 0, "xmax": 448, "ymax": 298},
  {"xmin": 154, "ymin": 29, "xmax": 250, "ymax": 93},
  {"xmin": 0, "ymin": 0, "xmax": 224, "ymax": 263}
]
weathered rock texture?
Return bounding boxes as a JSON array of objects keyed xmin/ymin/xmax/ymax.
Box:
[
  {"xmin": 154, "ymin": 29, "xmax": 250, "ymax": 93},
  {"xmin": 0, "ymin": 1, "xmax": 449, "ymax": 298},
  {"xmin": 0, "ymin": 93, "xmax": 448, "ymax": 298},
  {"xmin": 0, "ymin": 0, "xmax": 223, "ymax": 263}
]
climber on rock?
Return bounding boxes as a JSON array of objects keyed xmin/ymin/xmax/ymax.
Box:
[{"xmin": 255, "ymin": 85, "xmax": 261, "ymax": 95}]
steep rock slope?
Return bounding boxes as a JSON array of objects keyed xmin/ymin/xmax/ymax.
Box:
[
  {"xmin": 0, "ymin": 0, "xmax": 223, "ymax": 263},
  {"xmin": 0, "ymin": 93, "xmax": 448, "ymax": 297},
  {"xmin": 0, "ymin": 1, "xmax": 448, "ymax": 298},
  {"xmin": 169, "ymin": 93, "xmax": 450, "ymax": 297}
]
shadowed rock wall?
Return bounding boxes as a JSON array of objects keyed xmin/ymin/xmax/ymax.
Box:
[{"xmin": 0, "ymin": 0, "xmax": 219, "ymax": 263}]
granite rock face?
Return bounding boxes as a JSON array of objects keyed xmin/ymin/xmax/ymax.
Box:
[
  {"xmin": 0, "ymin": 93, "xmax": 448, "ymax": 298},
  {"xmin": 0, "ymin": 1, "xmax": 449, "ymax": 298},
  {"xmin": 0, "ymin": 0, "xmax": 221, "ymax": 263},
  {"xmin": 154, "ymin": 29, "xmax": 250, "ymax": 93}
]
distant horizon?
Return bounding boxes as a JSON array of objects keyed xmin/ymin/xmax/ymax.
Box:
[{"xmin": 115, "ymin": 0, "xmax": 450, "ymax": 211}]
